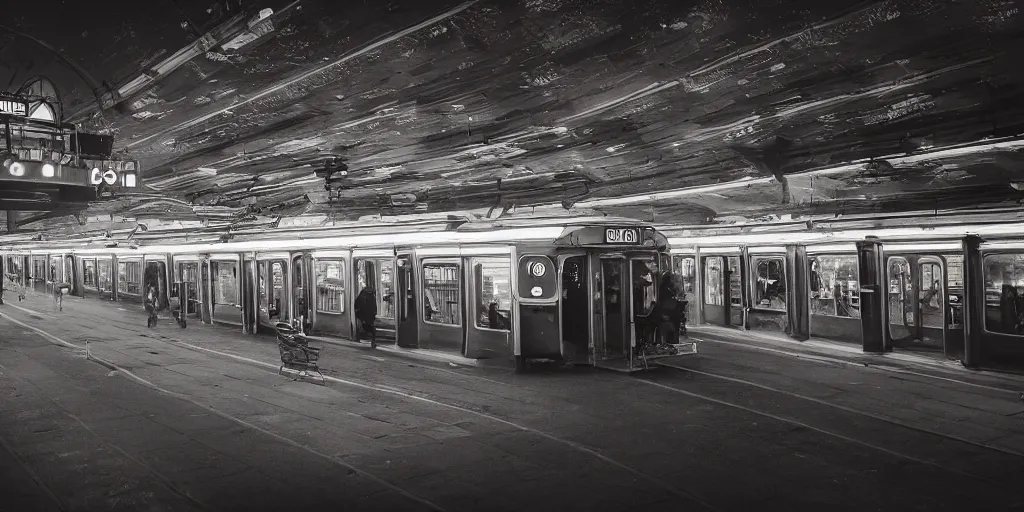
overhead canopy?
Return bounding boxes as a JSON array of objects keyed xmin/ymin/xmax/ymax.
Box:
[{"xmin": 1, "ymin": 0, "xmax": 1022, "ymax": 242}]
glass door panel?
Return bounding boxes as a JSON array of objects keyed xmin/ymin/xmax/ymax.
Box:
[{"xmin": 887, "ymin": 256, "xmax": 915, "ymax": 340}]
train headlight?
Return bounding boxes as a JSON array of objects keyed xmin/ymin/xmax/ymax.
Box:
[
  {"xmin": 102, "ymin": 169, "xmax": 117, "ymax": 185},
  {"xmin": 90, "ymin": 168, "xmax": 102, "ymax": 185},
  {"xmin": 9, "ymin": 161, "xmax": 24, "ymax": 176},
  {"xmin": 41, "ymin": 163, "xmax": 55, "ymax": 177}
]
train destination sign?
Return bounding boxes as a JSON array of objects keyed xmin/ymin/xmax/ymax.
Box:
[
  {"xmin": 0, "ymin": 98, "xmax": 28, "ymax": 117},
  {"xmin": 605, "ymin": 227, "xmax": 640, "ymax": 244}
]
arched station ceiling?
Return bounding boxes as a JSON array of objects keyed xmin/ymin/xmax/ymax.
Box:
[{"xmin": 2, "ymin": 0, "xmax": 1024, "ymax": 240}]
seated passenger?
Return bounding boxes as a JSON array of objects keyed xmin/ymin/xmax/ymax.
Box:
[{"xmin": 488, "ymin": 302, "xmax": 508, "ymax": 330}]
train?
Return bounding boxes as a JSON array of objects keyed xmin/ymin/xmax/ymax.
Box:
[
  {"xmin": 0, "ymin": 219, "xmax": 695, "ymax": 372},
  {"xmin": 8, "ymin": 215, "xmax": 1024, "ymax": 372},
  {"xmin": 664, "ymin": 219, "xmax": 1024, "ymax": 371}
]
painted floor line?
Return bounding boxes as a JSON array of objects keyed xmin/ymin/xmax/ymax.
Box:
[
  {"xmin": 170, "ymin": 340, "xmax": 719, "ymax": 512},
  {"xmin": 694, "ymin": 336, "xmax": 1024, "ymax": 394},
  {"xmin": 4, "ymin": 302, "xmax": 55, "ymax": 319},
  {"xmin": 6, "ymin": 310, "xmax": 714, "ymax": 512},
  {"xmin": 636, "ymin": 378, "xmax": 1011, "ymax": 489},
  {"xmin": 2, "ymin": 321, "xmax": 449, "ymax": 512},
  {"xmin": 656, "ymin": 360, "xmax": 1024, "ymax": 458}
]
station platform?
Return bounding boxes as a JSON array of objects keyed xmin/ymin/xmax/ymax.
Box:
[{"xmin": 2, "ymin": 291, "xmax": 1024, "ymax": 511}]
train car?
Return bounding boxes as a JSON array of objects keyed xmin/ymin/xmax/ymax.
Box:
[
  {"xmin": 2, "ymin": 219, "xmax": 693, "ymax": 372},
  {"xmin": 666, "ymin": 221, "xmax": 1024, "ymax": 370}
]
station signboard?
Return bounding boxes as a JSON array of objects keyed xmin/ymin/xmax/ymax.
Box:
[
  {"xmin": 604, "ymin": 227, "xmax": 640, "ymax": 245},
  {"xmin": 0, "ymin": 97, "xmax": 28, "ymax": 117}
]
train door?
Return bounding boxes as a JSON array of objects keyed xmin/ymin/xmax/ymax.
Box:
[
  {"xmin": 178, "ymin": 261, "xmax": 201, "ymax": 318},
  {"xmin": 595, "ymin": 256, "xmax": 628, "ymax": 363},
  {"xmin": 419, "ymin": 257, "xmax": 462, "ymax": 352},
  {"xmin": 464, "ymin": 256, "xmax": 512, "ymax": 359},
  {"xmin": 701, "ymin": 255, "xmax": 741, "ymax": 327},
  {"xmin": 886, "ymin": 254, "xmax": 952, "ymax": 352},
  {"xmin": 291, "ymin": 253, "xmax": 312, "ymax": 333},
  {"xmin": 257, "ymin": 259, "xmax": 288, "ymax": 332},
  {"xmin": 395, "ymin": 254, "xmax": 418, "ymax": 348},
  {"xmin": 63, "ymin": 255, "xmax": 78, "ymax": 295},
  {"xmin": 354, "ymin": 257, "xmax": 397, "ymax": 342},
  {"xmin": 144, "ymin": 260, "xmax": 169, "ymax": 309},
  {"xmin": 49, "ymin": 255, "xmax": 62, "ymax": 289},
  {"xmin": 559, "ymin": 254, "xmax": 590, "ymax": 365}
]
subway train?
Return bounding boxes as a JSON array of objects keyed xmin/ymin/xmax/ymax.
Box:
[
  {"xmin": 8, "ymin": 217, "xmax": 1024, "ymax": 372},
  {"xmin": 664, "ymin": 220, "xmax": 1024, "ymax": 372},
  {"xmin": 0, "ymin": 219, "xmax": 692, "ymax": 372}
]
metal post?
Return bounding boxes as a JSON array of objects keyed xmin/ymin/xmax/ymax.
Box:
[
  {"xmin": 961, "ymin": 235, "xmax": 984, "ymax": 368},
  {"xmin": 5, "ymin": 211, "xmax": 16, "ymax": 233},
  {"xmin": 857, "ymin": 237, "xmax": 887, "ymax": 353}
]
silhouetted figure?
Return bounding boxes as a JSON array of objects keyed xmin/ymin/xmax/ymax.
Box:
[
  {"xmin": 355, "ymin": 286, "xmax": 377, "ymax": 345},
  {"xmin": 657, "ymin": 272, "xmax": 684, "ymax": 344},
  {"xmin": 488, "ymin": 302, "xmax": 508, "ymax": 330},
  {"xmin": 145, "ymin": 285, "xmax": 160, "ymax": 328},
  {"xmin": 1000, "ymin": 285, "xmax": 1020, "ymax": 335}
]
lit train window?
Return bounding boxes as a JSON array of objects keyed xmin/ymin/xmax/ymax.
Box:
[
  {"xmin": 118, "ymin": 261, "xmax": 142, "ymax": 295},
  {"xmin": 809, "ymin": 255, "xmax": 860, "ymax": 318},
  {"xmin": 982, "ymin": 253, "xmax": 1024, "ymax": 336},
  {"xmin": 83, "ymin": 260, "xmax": 96, "ymax": 287},
  {"xmin": 212, "ymin": 261, "xmax": 238, "ymax": 305},
  {"xmin": 752, "ymin": 256, "xmax": 787, "ymax": 311},
  {"xmin": 704, "ymin": 257, "xmax": 724, "ymax": 306},
  {"xmin": 97, "ymin": 260, "xmax": 112, "ymax": 292},
  {"xmin": 423, "ymin": 262, "xmax": 461, "ymax": 326},
  {"xmin": 473, "ymin": 258, "xmax": 511, "ymax": 331},
  {"xmin": 316, "ymin": 260, "xmax": 345, "ymax": 314}
]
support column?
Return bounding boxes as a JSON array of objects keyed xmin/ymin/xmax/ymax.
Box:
[
  {"xmin": 786, "ymin": 244, "xmax": 810, "ymax": 341},
  {"xmin": 738, "ymin": 247, "xmax": 750, "ymax": 330},
  {"xmin": 241, "ymin": 254, "xmax": 257, "ymax": 335},
  {"xmin": 200, "ymin": 255, "xmax": 212, "ymax": 325},
  {"xmin": 961, "ymin": 235, "xmax": 984, "ymax": 368},
  {"xmin": 110, "ymin": 254, "xmax": 119, "ymax": 301},
  {"xmin": 5, "ymin": 211, "xmax": 16, "ymax": 233},
  {"xmin": 857, "ymin": 237, "xmax": 887, "ymax": 353}
]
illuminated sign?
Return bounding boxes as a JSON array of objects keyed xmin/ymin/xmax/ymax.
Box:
[
  {"xmin": 605, "ymin": 228, "xmax": 640, "ymax": 244},
  {"xmin": 528, "ymin": 261, "xmax": 546, "ymax": 277},
  {"xmin": 0, "ymin": 99, "xmax": 28, "ymax": 117}
]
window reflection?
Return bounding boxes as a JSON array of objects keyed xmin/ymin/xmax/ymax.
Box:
[
  {"xmin": 316, "ymin": 260, "xmax": 345, "ymax": 314},
  {"xmin": 752, "ymin": 256, "xmax": 786, "ymax": 311},
  {"xmin": 984, "ymin": 254, "xmax": 1024, "ymax": 335},
  {"xmin": 474, "ymin": 259, "xmax": 511, "ymax": 331},
  {"xmin": 423, "ymin": 263, "xmax": 460, "ymax": 326},
  {"xmin": 704, "ymin": 257, "xmax": 724, "ymax": 306},
  {"xmin": 809, "ymin": 255, "xmax": 860, "ymax": 318}
]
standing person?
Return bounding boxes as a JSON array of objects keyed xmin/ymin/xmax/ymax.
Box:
[
  {"xmin": 354, "ymin": 285, "xmax": 377, "ymax": 347},
  {"xmin": 144, "ymin": 285, "xmax": 160, "ymax": 328}
]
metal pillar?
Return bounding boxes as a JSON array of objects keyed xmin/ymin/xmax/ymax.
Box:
[
  {"xmin": 961, "ymin": 235, "xmax": 984, "ymax": 368},
  {"xmin": 857, "ymin": 237, "xmax": 888, "ymax": 353},
  {"xmin": 5, "ymin": 211, "xmax": 17, "ymax": 233},
  {"xmin": 786, "ymin": 244, "xmax": 810, "ymax": 341}
]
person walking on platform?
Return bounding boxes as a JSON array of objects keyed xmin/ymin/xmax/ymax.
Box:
[
  {"xmin": 354, "ymin": 285, "xmax": 378, "ymax": 348},
  {"xmin": 144, "ymin": 285, "xmax": 160, "ymax": 328}
]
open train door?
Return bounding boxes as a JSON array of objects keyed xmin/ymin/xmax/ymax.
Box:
[
  {"xmin": 395, "ymin": 253, "xmax": 418, "ymax": 348},
  {"xmin": 291, "ymin": 252, "xmax": 313, "ymax": 333}
]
